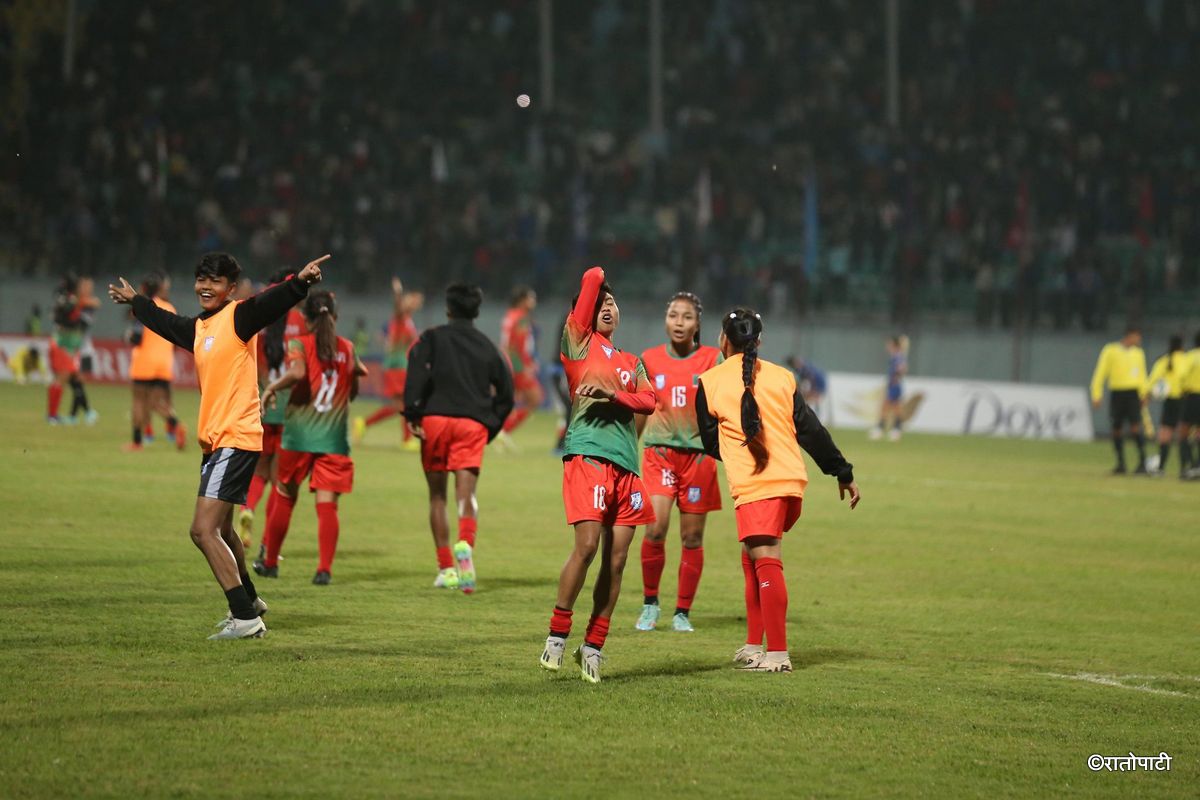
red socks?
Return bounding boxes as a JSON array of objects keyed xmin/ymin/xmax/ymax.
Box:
[
  {"xmin": 742, "ymin": 550, "xmax": 764, "ymax": 646},
  {"xmin": 549, "ymin": 606, "xmax": 573, "ymax": 638},
  {"xmin": 755, "ymin": 557, "xmax": 788, "ymax": 652},
  {"xmin": 364, "ymin": 406, "xmax": 397, "ymax": 427},
  {"xmin": 315, "ymin": 501, "xmax": 339, "ymax": 573},
  {"xmin": 677, "ymin": 546, "xmax": 704, "ymax": 611},
  {"xmin": 458, "ymin": 517, "xmax": 477, "ymax": 548},
  {"xmin": 244, "ymin": 474, "xmax": 267, "ymax": 512},
  {"xmin": 263, "ymin": 490, "xmax": 297, "ymax": 567},
  {"xmin": 503, "ymin": 407, "xmax": 530, "ymax": 433},
  {"xmin": 641, "ymin": 538, "xmax": 666, "ymax": 599},
  {"xmin": 436, "ymin": 546, "xmax": 454, "ymax": 570},
  {"xmin": 584, "ymin": 614, "xmax": 611, "ymax": 649},
  {"xmin": 48, "ymin": 383, "xmax": 63, "ymax": 417}
]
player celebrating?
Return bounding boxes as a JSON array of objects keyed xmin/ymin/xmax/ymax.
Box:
[
  {"xmin": 500, "ymin": 286, "xmax": 543, "ymax": 437},
  {"xmin": 1143, "ymin": 335, "xmax": 1187, "ymax": 476},
  {"xmin": 870, "ymin": 335, "xmax": 908, "ymax": 440},
  {"xmin": 108, "ymin": 251, "xmax": 327, "ymax": 639},
  {"xmin": 238, "ymin": 269, "xmax": 306, "ymax": 550},
  {"xmin": 404, "ymin": 284, "xmax": 514, "ymax": 593},
  {"xmin": 47, "ymin": 275, "xmax": 100, "ymax": 425},
  {"xmin": 696, "ymin": 308, "xmax": 860, "ymax": 672},
  {"xmin": 125, "ymin": 272, "xmax": 186, "ymax": 452},
  {"xmin": 1090, "ymin": 326, "xmax": 1148, "ymax": 474},
  {"xmin": 354, "ymin": 277, "xmax": 423, "ymax": 449},
  {"xmin": 256, "ymin": 290, "xmax": 367, "ymax": 585},
  {"xmin": 539, "ymin": 266, "xmax": 656, "ymax": 683},
  {"xmin": 634, "ymin": 292, "xmax": 722, "ymax": 633}
]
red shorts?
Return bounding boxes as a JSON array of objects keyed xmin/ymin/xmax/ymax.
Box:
[
  {"xmin": 49, "ymin": 342, "xmax": 79, "ymax": 376},
  {"xmin": 420, "ymin": 415, "xmax": 488, "ymax": 472},
  {"xmin": 261, "ymin": 423, "xmax": 283, "ymax": 457},
  {"xmin": 383, "ymin": 368, "xmax": 407, "ymax": 399},
  {"xmin": 735, "ymin": 496, "xmax": 803, "ymax": 541},
  {"xmin": 642, "ymin": 446, "xmax": 722, "ymax": 513},
  {"xmin": 277, "ymin": 449, "xmax": 354, "ymax": 494},
  {"xmin": 562, "ymin": 455, "xmax": 657, "ymax": 527}
]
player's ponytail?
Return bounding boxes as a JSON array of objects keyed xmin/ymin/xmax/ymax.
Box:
[
  {"xmin": 669, "ymin": 291, "xmax": 704, "ymax": 346},
  {"xmin": 723, "ymin": 307, "xmax": 768, "ymax": 474},
  {"xmin": 304, "ymin": 290, "xmax": 338, "ymax": 363},
  {"xmin": 1165, "ymin": 334, "xmax": 1183, "ymax": 373}
]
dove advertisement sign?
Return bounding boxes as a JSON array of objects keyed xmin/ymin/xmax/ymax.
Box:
[{"xmin": 825, "ymin": 372, "xmax": 1093, "ymax": 442}]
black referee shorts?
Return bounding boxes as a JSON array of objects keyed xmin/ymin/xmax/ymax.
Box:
[
  {"xmin": 1160, "ymin": 398, "xmax": 1182, "ymax": 428},
  {"xmin": 1182, "ymin": 394, "xmax": 1200, "ymax": 427},
  {"xmin": 1109, "ymin": 389, "xmax": 1141, "ymax": 428},
  {"xmin": 198, "ymin": 447, "xmax": 259, "ymax": 505}
]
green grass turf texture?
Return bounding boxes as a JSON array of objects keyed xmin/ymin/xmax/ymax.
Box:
[{"xmin": 0, "ymin": 382, "xmax": 1196, "ymax": 799}]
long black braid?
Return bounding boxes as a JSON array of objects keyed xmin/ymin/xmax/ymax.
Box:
[{"xmin": 723, "ymin": 307, "xmax": 768, "ymax": 474}]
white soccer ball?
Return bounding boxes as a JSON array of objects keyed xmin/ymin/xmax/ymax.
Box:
[
  {"xmin": 1150, "ymin": 380, "xmax": 1169, "ymax": 400},
  {"xmin": 1145, "ymin": 454, "xmax": 1161, "ymax": 471},
  {"xmin": 516, "ymin": 94, "xmax": 531, "ymax": 108}
]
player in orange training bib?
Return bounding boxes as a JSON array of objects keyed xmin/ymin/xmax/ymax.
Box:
[
  {"xmin": 108, "ymin": 251, "xmax": 326, "ymax": 640},
  {"xmin": 696, "ymin": 307, "xmax": 861, "ymax": 673},
  {"xmin": 634, "ymin": 292, "xmax": 722, "ymax": 633},
  {"xmin": 538, "ymin": 266, "xmax": 657, "ymax": 683}
]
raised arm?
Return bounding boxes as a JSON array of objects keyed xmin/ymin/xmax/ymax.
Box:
[
  {"xmin": 109, "ymin": 278, "xmax": 197, "ymax": 351},
  {"xmin": 570, "ymin": 267, "xmax": 606, "ymax": 333},
  {"xmin": 234, "ymin": 277, "xmax": 310, "ymax": 342},
  {"xmin": 694, "ymin": 381, "xmax": 721, "ymax": 460}
]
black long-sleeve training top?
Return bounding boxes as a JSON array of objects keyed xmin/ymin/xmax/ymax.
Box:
[
  {"xmin": 403, "ymin": 318, "xmax": 515, "ymax": 440},
  {"xmin": 129, "ymin": 277, "xmax": 310, "ymax": 351},
  {"xmin": 695, "ymin": 384, "xmax": 855, "ymax": 484}
]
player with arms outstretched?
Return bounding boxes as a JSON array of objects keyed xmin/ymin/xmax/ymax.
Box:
[
  {"xmin": 354, "ymin": 277, "xmax": 423, "ymax": 448},
  {"xmin": 256, "ymin": 290, "xmax": 367, "ymax": 585},
  {"xmin": 539, "ymin": 266, "xmax": 657, "ymax": 683},
  {"xmin": 634, "ymin": 292, "xmax": 722, "ymax": 633},
  {"xmin": 696, "ymin": 308, "xmax": 860, "ymax": 672},
  {"xmin": 108, "ymin": 252, "xmax": 326, "ymax": 639}
]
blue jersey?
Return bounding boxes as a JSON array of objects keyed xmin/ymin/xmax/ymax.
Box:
[{"xmin": 888, "ymin": 354, "xmax": 906, "ymax": 386}]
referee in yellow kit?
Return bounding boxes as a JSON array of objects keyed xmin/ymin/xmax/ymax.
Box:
[{"xmin": 1090, "ymin": 326, "xmax": 1148, "ymax": 474}]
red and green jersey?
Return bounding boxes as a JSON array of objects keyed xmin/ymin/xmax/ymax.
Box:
[
  {"xmin": 501, "ymin": 307, "xmax": 535, "ymax": 375},
  {"xmin": 282, "ymin": 334, "xmax": 357, "ymax": 456},
  {"xmin": 560, "ymin": 268, "xmax": 655, "ymax": 476},
  {"xmin": 641, "ymin": 344, "xmax": 723, "ymax": 450},
  {"xmin": 383, "ymin": 313, "xmax": 418, "ymax": 370},
  {"xmin": 258, "ymin": 307, "xmax": 306, "ymax": 425}
]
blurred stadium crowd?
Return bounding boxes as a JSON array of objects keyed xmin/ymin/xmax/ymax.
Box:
[{"xmin": 4, "ymin": 0, "xmax": 1199, "ymax": 328}]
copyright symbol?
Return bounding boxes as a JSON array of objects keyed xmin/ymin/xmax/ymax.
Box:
[{"xmin": 1088, "ymin": 754, "xmax": 1104, "ymax": 771}]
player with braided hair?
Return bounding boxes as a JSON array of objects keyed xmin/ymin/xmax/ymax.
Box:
[
  {"xmin": 257, "ymin": 289, "xmax": 368, "ymax": 585},
  {"xmin": 633, "ymin": 292, "xmax": 723, "ymax": 633},
  {"xmin": 696, "ymin": 307, "xmax": 861, "ymax": 672}
]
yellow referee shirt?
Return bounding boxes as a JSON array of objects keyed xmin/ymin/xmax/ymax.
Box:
[
  {"xmin": 1182, "ymin": 349, "xmax": 1200, "ymax": 395},
  {"xmin": 1091, "ymin": 343, "xmax": 1147, "ymax": 402},
  {"xmin": 1144, "ymin": 352, "xmax": 1187, "ymax": 400}
]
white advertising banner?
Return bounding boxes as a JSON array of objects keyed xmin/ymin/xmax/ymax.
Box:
[{"xmin": 825, "ymin": 372, "xmax": 1094, "ymax": 441}]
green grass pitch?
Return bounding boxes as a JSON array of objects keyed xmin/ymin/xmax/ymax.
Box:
[{"xmin": 0, "ymin": 383, "xmax": 1196, "ymax": 798}]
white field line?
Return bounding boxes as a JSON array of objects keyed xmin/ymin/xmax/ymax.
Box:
[{"xmin": 1043, "ymin": 672, "xmax": 1198, "ymax": 699}]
